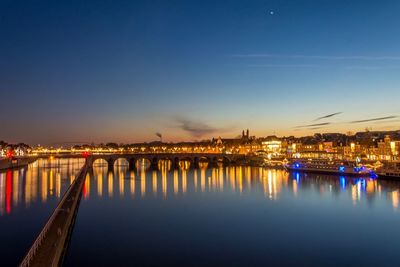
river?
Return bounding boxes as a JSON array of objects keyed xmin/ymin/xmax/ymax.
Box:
[{"xmin": 1, "ymin": 158, "xmax": 400, "ymax": 266}]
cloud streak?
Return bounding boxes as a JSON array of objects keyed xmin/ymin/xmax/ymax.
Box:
[
  {"xmin": 231, "ymin": 54, "xmax": 400, "ymax": 60},
  {"xmin": 314, "ymin": 112, "xmax": 342, "ymax": 121},
  {"xmin": 175, "ymin": 118, "xmax": 221, "ymax": 138},
  {"xmin": 350, "ymin": 116, "xmax": 398, "ymax": 124}
]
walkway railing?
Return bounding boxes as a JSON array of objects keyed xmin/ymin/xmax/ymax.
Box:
[{"xmin": 19, "ymin": 164, "xmax": 88, "ymax": 267}]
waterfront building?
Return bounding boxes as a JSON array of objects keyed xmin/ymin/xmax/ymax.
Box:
[
  {"xmin": 25, "ymin": 129, "xmax": 400, "ymax": 163},
  {"xmin": 261, "ymin": 136, "xmax": 283, "ymax": 158},
  {"xmin": 377, "ymin": 135, "xmax": 400, "ymax": 161}
]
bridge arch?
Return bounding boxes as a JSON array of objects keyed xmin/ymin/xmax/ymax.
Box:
[
  {"xmin": 91, "ymin": 157, "xmax": 116, "ymax": 170},
  {"xmin": 135, "ymin": 157, "xmax": 151, "ymax": 170},
  {"xmin": 157, "ymin": 158, "xmax": 172, "ymax": 172},
  {"xmin": 179, "ymin": 157, "xmax": 192, "ymax": 170},
  {"xmin": 114, "ymin": 158, "xmax": 129, "ymax": 166},
  {"xmin": 157, "ymin": 157, "xmax": 172, "ymax": 165},
  {"xmin": 86, "ymin": 153, "xmax": 240, "ymax": 171},
  {"xmin": 114, "ymin": 158, "xmax": 129, "ymax": 171},
  {"xmin": 196, "ymin": 156, "xmax": 210, "ymax": 169},
  {"xmin": 92, "ymin": 158, "xmax": 108, "ymax": 166}
]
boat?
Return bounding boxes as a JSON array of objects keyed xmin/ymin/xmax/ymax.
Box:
[
  {"xmin": 284, "ymin": 159, "xmax": 375, "ymax": 177},
  {"xmin": 376, "ymin": 162, "xmax": 400, "ymax": 179}
]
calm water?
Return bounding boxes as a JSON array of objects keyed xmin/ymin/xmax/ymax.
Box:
[
  {"xmin": 1, "ymin": 159, "xmax": 400, "ymax": 266},
  {"xmin": 0, "ymin": 158, "xmax": 85, "ymax": 266}
]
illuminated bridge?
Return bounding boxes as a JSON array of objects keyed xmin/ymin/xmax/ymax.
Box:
[{"xmin": 85, "ymin": 153, "xmax": 249, "ymax": 170}]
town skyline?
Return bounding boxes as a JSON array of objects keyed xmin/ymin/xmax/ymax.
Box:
[{"xmin": 3, "ymin": 127, "xmax": 400, "ymax": 149}]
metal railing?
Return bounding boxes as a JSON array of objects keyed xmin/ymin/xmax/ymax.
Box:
[{"xmin": 19, "ymin": 164, "xmax": 88, "ymax": 267}]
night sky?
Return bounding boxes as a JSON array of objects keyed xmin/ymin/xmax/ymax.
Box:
[{"xmin": 1, "ymin": 0, "xmax": 400, "ymax": 145}]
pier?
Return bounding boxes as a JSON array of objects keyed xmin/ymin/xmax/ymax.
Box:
[{"xmin": 19, "ymin": 164, "xmax": 89, "ymax": 267}]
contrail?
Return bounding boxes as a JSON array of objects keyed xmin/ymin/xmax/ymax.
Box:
[
  {"xmin": 314, "ymin": 112, "xmax": 342, "ymax": 121},
  {"xmin": 351, "ymin": 116, "xmax": 398, "ymax": 123}
]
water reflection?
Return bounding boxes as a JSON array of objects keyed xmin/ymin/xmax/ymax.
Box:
[
  {"xmin": 0, "ymin": 160, "xmax": 400, "ymax": 265},
  {"xmin": 0, "ymin": 158, "xmax": 85, "ymax": 216},
  {"xmin": 65, "ymin": 162, "xmax": 400, "ymax": 267},
  {"xmin": 390, "ymin": 190, "xmax": 399, "ymax": 209},
  {"xmin": 152, "ymin": 171, "xmax": 157, "ymax": 196},
  {"xmin": 2, "ymin": 159, "xmax": 399, "ymax": 214},
  {"xmin": 81, "ymin": 162, "xmax": 400, "ymax": 211}
]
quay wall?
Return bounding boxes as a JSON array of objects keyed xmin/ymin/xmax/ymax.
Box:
[{"xmin": 0, "ymin": 157, "xmax": 37, "ymax": 170}]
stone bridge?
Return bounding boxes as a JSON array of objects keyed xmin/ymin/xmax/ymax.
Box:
[{"xmin": 86, "ymin": 153, "xmax": 246, "ymax": 170}]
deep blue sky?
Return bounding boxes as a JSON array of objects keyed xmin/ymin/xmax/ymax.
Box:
[{"xmin": 1, "ymin": 0, "xmax": 400, "ymax": 145}]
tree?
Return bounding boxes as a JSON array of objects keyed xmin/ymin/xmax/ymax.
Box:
[
  {"xmin": 0, "ymin": 140, "xmax": 8, "ymax": 148},
  {"xmin": 106, "ymin": 143, "xmax": 119, "ymax": 149}
]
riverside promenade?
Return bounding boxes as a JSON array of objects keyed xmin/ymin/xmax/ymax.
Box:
[{"xmin": 19, "ymin": 163, "xmax": 89, "ymax": 267}]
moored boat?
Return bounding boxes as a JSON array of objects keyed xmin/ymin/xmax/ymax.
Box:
[{"xmin": 284, "ymin": 159, "xmax": 375, "ymax": 177}]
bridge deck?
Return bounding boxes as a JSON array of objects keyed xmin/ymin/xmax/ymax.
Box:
[{"xmin": 20, "ymin": 164, "xmax": 88, "ymax": 267}]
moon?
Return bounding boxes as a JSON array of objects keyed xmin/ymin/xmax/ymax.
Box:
[{"xmin": 269, "ymin": 11, "xmax": 274, "ymax": 15}]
